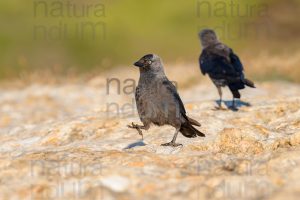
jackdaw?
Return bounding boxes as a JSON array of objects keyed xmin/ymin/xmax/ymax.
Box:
[
  {"xmin": 128, "ymin": 54, "xmax": 205, "ymax": 147},
  {"xmin": 198, "ymin": 29, "xmax": 255, "ymax": 110}
]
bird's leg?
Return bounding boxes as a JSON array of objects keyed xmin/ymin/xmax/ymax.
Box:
[
  {"xmin": 127, "ymin": 122, "xmax": 145, "ymax": 139},
  {"xmin": 161, "ymin": 128, "xmax": 182, "ymax": 147},
  {"xmin": 214, "ymin": 86, "xmax": 225, "ymax": 110},
  {"xmin": 217, "ymin": 86, "xmax": 223, "ymax": 108},
  {"xmin": 230, "ymin": 98, "xmax": 238, "ymax": 111}
]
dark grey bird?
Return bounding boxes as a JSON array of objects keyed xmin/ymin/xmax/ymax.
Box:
[
  {"xmin": 198, "ymin": 29, "xmax": 255, "ymax": 110},
  {"xmin": 128, "ymin": 54, "xmax": 205, "ymax": 147}
]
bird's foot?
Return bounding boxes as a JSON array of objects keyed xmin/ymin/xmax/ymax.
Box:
[
  {"xmin": 127, "ymin": 122, "xmax": 144, "ymax": 139},
  {"xmin": 161, "ymin": 141, "xmax": 183, "ymax": 147},
  {"xmin": 229, "ymin": 105, "xmax": 238, "ymax": 111}
]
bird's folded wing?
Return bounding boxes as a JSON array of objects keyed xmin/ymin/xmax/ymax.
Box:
[
  {"xmin": 199, "ymin": 51, "xmax": 210, "ymax": 75},
  {"xmin": 229, "ymin": 50, "xmax": 244, "ymax": 73},
  {"xmin": 162, "ymin": 79, "xmax": 186, "ymax": 115},
  {"xmin": 162, "ymin": 78, "xmax": 202, "ymax": 126}
]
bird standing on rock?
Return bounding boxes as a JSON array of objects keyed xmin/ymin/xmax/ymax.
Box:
[
  {"xmin": 128, "ymin": 54, "xmax": 205, "ymax": 147},
  {"xmin": 198, "ymin": 29, "xmax": 255, "ymax": 110}
]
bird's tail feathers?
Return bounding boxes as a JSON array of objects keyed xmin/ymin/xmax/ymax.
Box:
[
  {"xmin": 244, "ymin": 78, "xmax": 256, "ymax": 88},
  {"xmin": 187, "ymin": 116, "xmax": 201, "ymax": 127},
  {"xmin": 231, "ymin": 90, "xmax": 241, "ymax": 99},
  {"xmin": 180, "ymin": 122, "xmax": 205, "ymax": 138}
]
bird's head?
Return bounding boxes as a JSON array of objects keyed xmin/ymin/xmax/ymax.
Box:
[
  {"xmin": 198, "ymin": 29, "xmax": 219, "ymax": 49},
  {"xmin": 133, "ymin": 54, "xmax": 165, "ymax": 74}
]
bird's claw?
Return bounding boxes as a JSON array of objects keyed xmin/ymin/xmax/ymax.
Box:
[
  {"xmin": 161, "ymin": 142, "xmax": 183, "ymax": 147},
  {"xmin": 127, "ymin": 122, "xmax": 144, "ymax": 139}
]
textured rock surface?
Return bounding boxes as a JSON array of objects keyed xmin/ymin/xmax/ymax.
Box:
[{"xmin": 0, "ymin": 76, "xmax": 299, "ymax": 199}]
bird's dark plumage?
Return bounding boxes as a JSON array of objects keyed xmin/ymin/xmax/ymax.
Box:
[
  {"xmin": 129, "ymin": 54, "xmax": 205, "ymax": 146},
  {"xmin": 199, "ymin": 45, "xmax": 246, "ymax": 91},
  {"xmin": 198, "ymin": 29, "xmax": 255, "ymax": 109},
  {"xmin": 163, "ymin": 79, "xmax": 205, "ymax": 138}
]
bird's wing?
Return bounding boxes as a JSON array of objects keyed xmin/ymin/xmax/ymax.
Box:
[
  {"xmin": 200, "ymin": 44, "xmax": 248, "ymax": 92},
  {"xmin": 199, "ymin": 49, "xmax": 212, "ymax": 75},
  {"xmin": 201, "ymin": 43, "xmax": 247, "ymax": 79},
  {"xmin": 162, "ymin": 78, "xmax": 202, "ymax": 133},
  {"xmin": 161, "ymin": 78, "xmax": 203, "ymax": 129},
  {"xmin": 200, "ymin": 49, "xmax": 236, "ymax": 79},
  {"xmin": 162, "ymin": 78, "xmax": 186, "ymax": 115},
  {"xmin": 229, "ymin": 49, "xmax": 244, "ymax": 74}
]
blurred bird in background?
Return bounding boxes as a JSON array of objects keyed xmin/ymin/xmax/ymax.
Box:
[
  {"xmin": 128, "ymin": 54, "xmax": 205, "ymax": 147},
  {"xmin": 198, "ymin": 29, "xmax": 255, "ymax": 110}
]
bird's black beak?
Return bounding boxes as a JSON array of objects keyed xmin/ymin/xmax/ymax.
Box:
[{"xmin": 133, "ymin": 60, "xmax": 144, "ymax": 67}]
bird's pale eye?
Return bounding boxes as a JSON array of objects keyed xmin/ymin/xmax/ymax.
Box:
[{"xmin": 148, "ymin": 60, "xmax": 152, "ymax": 65}]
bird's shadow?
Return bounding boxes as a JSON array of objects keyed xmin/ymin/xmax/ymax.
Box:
[
  {"xmin": 123, "ymin": 139, "xmax": 146, "ymax": 150},
  {"xmin": 215, "ymin": 99, "xmax": 251, "ymax": 111}
]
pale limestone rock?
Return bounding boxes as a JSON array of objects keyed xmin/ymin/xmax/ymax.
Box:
[{"xmin": 0, "ymin": 81, "xmax": 299, "ymax": 199}]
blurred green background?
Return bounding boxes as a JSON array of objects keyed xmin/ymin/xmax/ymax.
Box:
[{"xmin": 0, "ymin": 0, "xmax": 299, "ymax": 81}]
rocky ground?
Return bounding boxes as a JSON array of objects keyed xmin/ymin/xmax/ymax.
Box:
[{"xmin": 0, "ymin": 70, "xmax": 299, "ymax": 200}]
